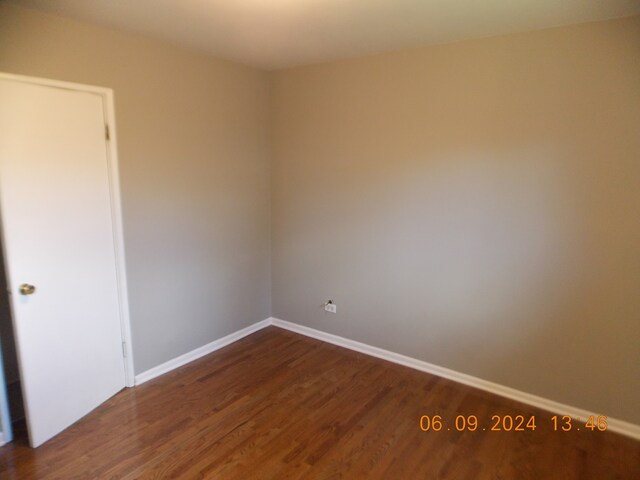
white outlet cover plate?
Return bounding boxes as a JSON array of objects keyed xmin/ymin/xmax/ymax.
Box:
[{"xmin": 324, "ymin": 303, "xmax": 337, "ymax": 313}]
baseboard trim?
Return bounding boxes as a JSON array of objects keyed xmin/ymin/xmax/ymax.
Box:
[
  {"xmin": 132, "ymin": 316, "xmax": 639, "ymax": 440},
  {"xmin": 270, "ymin": 317, "xmax": 640, "ymax": 441},
  {"xmin": 135, "ymin": 318, "xmax": 272, "ymax": 385},
  {"xmin": 0, "ymin": 432, "xmax": 5, "ymax": 447}
]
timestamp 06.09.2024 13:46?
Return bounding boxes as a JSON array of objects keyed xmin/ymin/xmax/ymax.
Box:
[{"xmin": 419, "ymin": 414, "xmax": 609, "ymax": 433}]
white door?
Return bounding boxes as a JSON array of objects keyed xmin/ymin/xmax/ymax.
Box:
[{"xmin": 0, "ymin": 77, "xmax": 127, "ymax": 447}]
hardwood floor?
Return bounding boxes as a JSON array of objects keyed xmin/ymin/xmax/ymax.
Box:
[{"xmin": 0, "ymin": 326, "xmax": 638, "ymax": 479}]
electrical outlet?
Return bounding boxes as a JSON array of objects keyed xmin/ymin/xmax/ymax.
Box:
[{"xmin": 324, "ymin": 301, "xmax": 337, "ymax": 314}]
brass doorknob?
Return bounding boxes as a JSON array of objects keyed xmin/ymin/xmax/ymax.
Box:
[{"xmin": 19, "ymin": 284, "xmax": 36, "ymax": 295}]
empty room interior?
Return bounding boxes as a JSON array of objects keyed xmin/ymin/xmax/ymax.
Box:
[{"xmin": 0, "ymin": 0, "xmax": 639, "ymax": 478}]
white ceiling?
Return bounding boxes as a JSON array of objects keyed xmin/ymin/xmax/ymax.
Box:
[{"xmin": 10, "ymin": 0, "xmax": 640, "ymax": 70}]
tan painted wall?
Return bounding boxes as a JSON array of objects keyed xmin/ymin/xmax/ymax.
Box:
[
  {"xmin": 0, "ymin": 3, "xmax": 272, "ymax": 374},
  {"xmin": 271, "ymin": 16, "xmax": 640, "ymax": 423},
  {"xmin": 1, "ymin": 2, "xmax": 638, "ymax": 425}
]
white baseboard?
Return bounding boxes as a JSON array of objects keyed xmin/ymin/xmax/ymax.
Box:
[
  {"xmin": 131, "ymin": 315, "xmax": 639, "ymax": 440},
  {"xmin": 270, "ymin": 317, "xmax": 640, "ymax": 441},
  {"xmin": 134, "ymin": 318, "xmax": 272, "ymax": 385},
  {"xmin": 0, "ymin": 432, "xmax": 5, "ymax": 447}
]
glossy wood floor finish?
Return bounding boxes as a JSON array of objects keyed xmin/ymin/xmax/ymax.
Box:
[{"xmin": 0, "ymin": 327, "xmax": 638, "ymax": 479}]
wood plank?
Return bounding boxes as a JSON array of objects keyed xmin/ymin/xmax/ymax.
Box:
[{"xmin": 0, "ymin": 327, "xmax": 638, "ymax": 479}]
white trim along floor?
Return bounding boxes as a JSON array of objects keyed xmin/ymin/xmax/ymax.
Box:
[{"xmin": 134, "ymin": 317, "xmax": 640, "ymax": 441}]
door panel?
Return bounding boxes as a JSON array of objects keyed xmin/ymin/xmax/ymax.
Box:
[{"xmin": 0, "ymin": 78, "xmax": 126, "ymax": 447}]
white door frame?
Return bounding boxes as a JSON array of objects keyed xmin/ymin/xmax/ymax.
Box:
[{"xmin": 0, "ymin": 72, "xmax": 135, "ymax": 387}]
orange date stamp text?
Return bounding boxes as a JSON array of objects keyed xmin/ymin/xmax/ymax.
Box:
[{"xmin": 419, "ymin": 414, "xmax": 608, "ymax": 432}]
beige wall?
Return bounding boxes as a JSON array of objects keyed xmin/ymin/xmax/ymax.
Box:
[
  {"xmin": 0, "ymin": 3, "xmax": 272, "ymax": 374},
  {"xmin": 1, "ymin": 2, "xmax": 638, "ymax": 425},
  {"xmin": 272, "ymin": 16, "xmax": 640, "ymax": 423}
]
